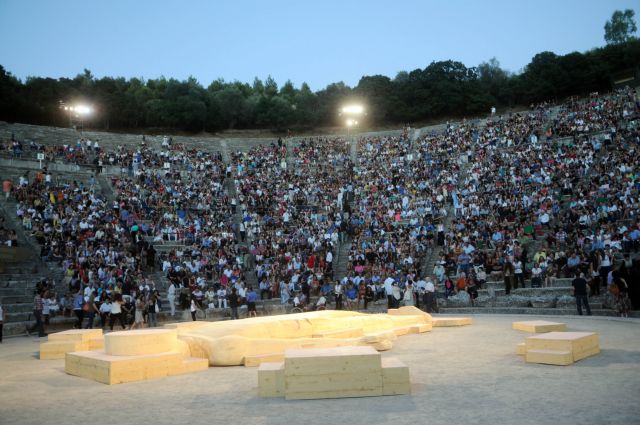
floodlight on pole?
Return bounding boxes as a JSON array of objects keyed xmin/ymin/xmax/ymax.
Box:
[{"xmin": 341, "ymin": 105, "xmax": 364, "ymax": 115}]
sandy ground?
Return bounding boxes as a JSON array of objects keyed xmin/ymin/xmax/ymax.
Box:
[{"xmin": 1, "ymin": 314, "xmax": 639, "ymax": 425}]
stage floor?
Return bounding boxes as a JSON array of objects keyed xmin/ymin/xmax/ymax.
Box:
[{"xmin": 1, "ymin": 314, "xmax": 639, "ymax": 425}]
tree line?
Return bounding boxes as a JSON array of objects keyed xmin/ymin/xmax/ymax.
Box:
[{"xmin": 0, "ymin": 40, "xmax": 638, "ymax": 133}]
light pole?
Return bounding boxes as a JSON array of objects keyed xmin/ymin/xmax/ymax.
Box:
[
  {"xmin": 339, "ymin": 104, "xmax": 364, "ymax": 146},
  {"xmin": 63, "ymin": 104, "xmax": 93, "ymax": 137}
]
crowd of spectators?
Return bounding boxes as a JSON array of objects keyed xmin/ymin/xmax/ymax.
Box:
[{"xmin": 2, "ymin": 88, "xmax": 640, "ymax": 325}]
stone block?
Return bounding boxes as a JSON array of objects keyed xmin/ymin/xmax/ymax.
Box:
[
  {"xmin": 516, "ymin": 342, "xmax": 525, "ymax": 356},
  {"xmin": 512, "ymin": 320, "xmax": 567, "ymax": 333}
]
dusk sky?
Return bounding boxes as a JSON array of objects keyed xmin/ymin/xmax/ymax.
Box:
[{"xmin": 0, "ymin": 0, "xmax": 638, "ymax": 91}]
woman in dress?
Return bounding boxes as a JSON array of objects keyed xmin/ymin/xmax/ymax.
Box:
[{"xmin": 130, "ymin": 295, "xmax": 145, "ymax": 330}]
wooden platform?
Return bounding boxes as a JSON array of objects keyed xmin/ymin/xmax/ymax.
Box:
[
  {"xmin": 105, "ymin": 329, "xmax": 178, "ymax": 356},
  {"xmin": 258, "ymin": 346, "xmax": 411, "ymax": 400},
  {"xmin": 40, "ymin": 329, "xmax": 104, "ymax": 360},
  {"xmin": 64, "ymin": 329, "xmax": 208, "ymax": 384},
  {"xmin": 65, "ymin": 350, "xmax": 208, "ymax": 384},
  {"xmin": 512, "ymin": 320, "xmax": 567, "ymax": 333},
  {"xmin": 522, "ymin": 332, "xmax": 600, "ymax": 365}
]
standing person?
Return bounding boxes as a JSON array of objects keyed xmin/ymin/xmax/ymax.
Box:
[
  {"xmin": 392, "ymin": 282, "xmax": 402, "ymax": 308},
  {"xmin": 246, "ymin": 286, "xmax": 258, "ymax": 318},
  {"xmin": 279, "ymin": 280, "xmax": 289, "ymax": 305},
  {"xmin": 32, "ymin": 290, "xmax": 46, "ymax": 337},
  {"xmin": 72, "ymin": 290, "xmax": 84, "ymax": 329},
  {"xmin": 0, "ymin": 301, "xmax": 4, "ymax": 342},
  {"xmin": 571, "ymin": 273, "xmax": 591, "ymax": 316},
  {"xmin": 130, "ymin": 295, "xmax": 145, "ymax": 329},
  {"xmin": 503, "ymin": 259, "xmax": 514, "ymax": 295},
  {"xmin": 167, "ymin": 281, "xmax": 176, "ymax": 317},
  {"xmin": 612, "ymin": 272, "xmax": 630, "ymax": 318},
  {"xmin": 42, "ymin": 291, "xmax": 51, "ymax": 325},
  {"xmin": 83, "ymin": 294, "xmax": 99, "ymax": 329},
  {"xmin": 99, "ymin": 297, "xmax": 112, "ymax": 328},
  {"xmin": 190, "ymin": 296, "xmax": 198, "ymax": 321},
  {"xmin": 228, "ymin": 288, "xmax": 240, "ymax": 320},
  {"xmin": 334, "ymin": 281, "xmax": 343, "ymax": 310},
  {"xmin": 147, "ymin": 294, "xmax": 158, "ymax": 327},
  {"xmin": 513, "ymin": 259, "xmax": 524, "ymax": 289},
  {"xmin": 109, "ymin": 294, "xmax": 126, "ymax": 331},
  {"xmin": 384, "ymin": 276, "xmax": 395, "ymax": 308},
  {"xmin": 423, "ymin": 278, "xmax": 438, "ymax": 313},
  {"xmin": 589, "ymin": 253, "xmax": 601, "ymax": 296},
  {"xmin": 403, "ymin": 282, "xmax": 415, "ymax": 306}
]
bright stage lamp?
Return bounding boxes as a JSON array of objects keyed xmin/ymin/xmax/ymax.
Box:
[
  {"xmin": 342, "ymin": 105, "xmax": 364, "ymax": 114},
  {"xmin": 74, "ymin": 105, "xmax": 92, "ymax": 115}
]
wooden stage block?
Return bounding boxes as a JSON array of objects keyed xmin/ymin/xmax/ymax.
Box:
[
  {"xmin": 524, "ymin": 332, "xmax": 599, "ymax": 364},
  {"xmin": 525, "ymin": 349, "xmax": 573, "ymax": 366},
  {"xmin": 47, "ymin": 329, "xmax": 103, "ymax": 343},
  {"xmin": 40, "ymin": 340, "xmax": 88, "ymax": 360},
  {"xmin": 285, "ymin": 387, "xmax": 383, "ymax": 400},
  {"xmin": 65, "ymin": 349, "xmax": 204, "ymax": 384},
  {"xmin": 104, "ymin": 329, "xmax": 178, "ymax": 356},
  {"xmin": 258, "ymin": 362, "xmax": 285, "ymax": 397},
  {"xmin": 258, "ymin": 346, "xmax": 412, "ymax": 399},
  {"xmin": 244, "ymin": 353, "xmax": 285, "ymax": 367},
  {"xmin": 432, "ymin": 317, "xmax": 472, "ymax": 327},
  {"xmin": 525, "ymin": 332, "xmax": 599, "ymax": 362},
  {"xmin": 284, "ymin": 346, "xmax": 381, "ymax": 377},
  {"xmin": 516, "ymin": 342, "xmax": 525, "ymax": 356},
  {"xmin": 381, "ymin": 357, "xmax": 411, "ymax": 396},
  {"xmin": 512, "ymin": 320, "xmax": 567, "ymax": 333},
  {"xmin": 285, "ymin": 373, "xmax": 383, "ymax": 393},
  {"xmin": 88, "ymin": 337, "xmax": 104, "ymax": 351}
]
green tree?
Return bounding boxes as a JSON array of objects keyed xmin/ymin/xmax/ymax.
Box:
[{"xmin": 604, "ymin": 9, "xmax": 638, "ymax": 44}]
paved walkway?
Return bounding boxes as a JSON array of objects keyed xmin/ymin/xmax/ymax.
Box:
[{"xmin": 1, "ymin": 314, "xmax": 638, "ymax": 425}]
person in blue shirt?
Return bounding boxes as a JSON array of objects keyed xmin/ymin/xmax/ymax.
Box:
[
  {"xmin": 345, "ymin": 284, "xmax": 358, "ymax": 310},
  {"xmin": 246, "ymin": 287, "xmax": 258, "ymax": 318}
]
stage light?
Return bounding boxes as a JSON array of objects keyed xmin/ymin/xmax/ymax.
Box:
[{"xmin": 342, "ymin": 105, "xmax": 364, "ymax": 114}]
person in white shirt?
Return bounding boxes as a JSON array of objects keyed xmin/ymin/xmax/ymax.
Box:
[
  {"xmin": 384, "ymin": 276, "xmax": 395, "ymax": 308},
  {"xmin": 513, "ymin": 260, "xmax": 524, "ymax": 289},
  {"xmin": 423, "ymin": 278, "xmax": 437, "ymax": 313},
  {"xmin": 333, "ymin": 282, "xmax": 343, "ymax": 310},
  {"xmin": 167, "ymin": 282, "xmax": 176, "ymax": 316},
  {"xmin": 217, "ymin": 288, "xmax": 228, "ymax": 309},
  {"xmin": 325, "ymin": 250, "xmax": 333, "ymax": 271},
  {"xmin": 99, "ymin": 299, "xmax": 111, "ymax": 328}
]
